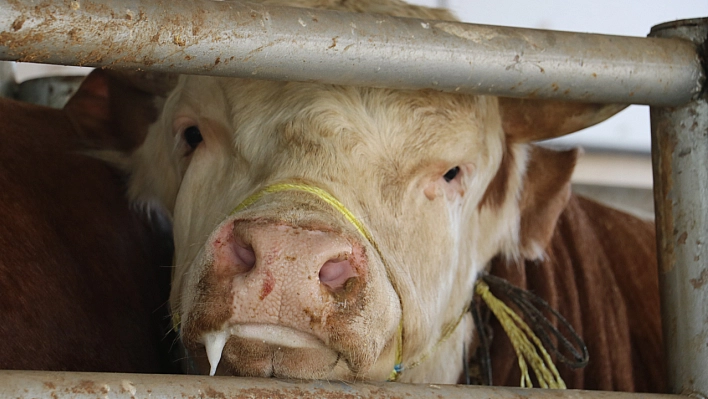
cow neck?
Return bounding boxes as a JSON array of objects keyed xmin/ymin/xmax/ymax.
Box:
[{"xmin": 230, "ymin": 181, "xmax": 407, "ymax": 381}]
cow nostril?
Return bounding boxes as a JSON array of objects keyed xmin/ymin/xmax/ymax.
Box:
[
  {"xmin": 319, "ymin": 259, "xmax": 357, "ymax": 291},
  {"xmin": 232, "ymin": 238, "xmax": 256, "ymax": 270}
]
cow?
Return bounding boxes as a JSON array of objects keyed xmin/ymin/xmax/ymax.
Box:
[
  {"xmin": 71, "ymin": 0, "xmax": 664, "ymax": 390},
  {"xmin": 0, "ymin": 77, "xmax": 176, "ymax": 373}
]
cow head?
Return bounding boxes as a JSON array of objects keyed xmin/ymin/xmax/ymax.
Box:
[{"xmin": 72, "ymin": 0, "xmax": 624, "ymax": 384}]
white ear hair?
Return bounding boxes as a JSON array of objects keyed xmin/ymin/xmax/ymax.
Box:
[
  {"xmin": 126, "ymin": 123, "xmax": 183, "ymax": 215},
  {"xmin": 124, "ymin": 78, "xmax": 188, "ymax": 216}
]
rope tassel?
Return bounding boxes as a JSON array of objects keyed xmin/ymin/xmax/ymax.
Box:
[{"xmin": 475, "ymin": 280, "xmax": 567, "ymax": 389}]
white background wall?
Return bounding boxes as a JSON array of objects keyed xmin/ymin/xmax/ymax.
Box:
[{"xmin": 409, "ymin": 0, "xmax": 708, "ymax": 153}]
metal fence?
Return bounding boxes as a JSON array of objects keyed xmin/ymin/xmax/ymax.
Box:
[{"xmin": 0, "ymin": 0, "xmax": 706, "ymax": 398}]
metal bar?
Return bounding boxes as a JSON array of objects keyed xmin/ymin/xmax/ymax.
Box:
[
  {"xmin": 0, "ymin": 61, "xmax": 14, "ymax": 98},
  {"xmin": 0, "ymin": 0, "xmax": 704, "ymax": 106},
  {"xmin": 0, "ymin": 370, "xmax": 684, "ymax": 399},
  {"xmin": 649, "ymin": 18, "xmax": 708, "ymax": 397}
]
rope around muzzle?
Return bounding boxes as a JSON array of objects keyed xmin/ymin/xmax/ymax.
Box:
[{"xmin": 229, "ymin": 182, "xmax": 407, "ymax": 381}]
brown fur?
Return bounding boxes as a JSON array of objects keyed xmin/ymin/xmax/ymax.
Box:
[
  {"xmin": 479, "ymin": 142, "xmax": 515, "ymax": 211},
  {"xmin": 518, "ymin": 146, "xmax": 578, "ymax": 259},
  {"xmin": 499, "ymin": 98, "xmax": 627, "ymax": 142},
  {"xmin": 487, "ymin": 194, "xmax": 664, "ymax": 392},
  {"xmin": 0, "ymin": 96, "xmax": 174, "ymax": 372}
]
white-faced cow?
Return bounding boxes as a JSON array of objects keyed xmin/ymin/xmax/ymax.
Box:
[{"xmin": 80, "ymin": 0, "xmax": 663, "ymax": 390}]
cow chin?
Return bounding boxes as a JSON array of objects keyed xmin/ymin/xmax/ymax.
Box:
[{"xmin": 188, "ymin": 329, "xmax": 344, "ymax": 379}]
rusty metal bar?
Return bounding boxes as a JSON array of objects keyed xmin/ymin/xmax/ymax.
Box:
[
  {"xmin": 649, "ymin": 18, "xmax": 708, "ymax": 398},
  {"xmin": 0, "ymin": 0, "xmax": 704, "ymax": 106},
  {"xmin": 0, "ymin": 370, "xmax": 685, "ymax": 399}
]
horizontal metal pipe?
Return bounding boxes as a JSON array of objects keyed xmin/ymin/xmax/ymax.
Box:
[
  {"xmin": 0, "ymin": 0, "xmax": 704, "ymax": 106},
  {"xmin": 0, "ymin": 370, "xmax": 685, "ymax": 399}
]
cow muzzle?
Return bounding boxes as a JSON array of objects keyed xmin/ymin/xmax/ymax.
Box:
[{"xmin": 177, "ymin": 184, "xmax": 399, "ymax": 379}]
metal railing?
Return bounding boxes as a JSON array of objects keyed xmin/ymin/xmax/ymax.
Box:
[
  {"xmin": 0, "ymin": 0, "xmax": 702, "ymax": 106},
  {"xmin": 0, "ymin": 0, "xmax": 706, "ymax": 397},
  {"xmin": 0, "ymin": 371, "xmax": 684, "ymax": 399}
]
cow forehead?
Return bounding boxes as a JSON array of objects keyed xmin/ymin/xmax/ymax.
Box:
[{"xmin": 177, "ymin": 76, "xmax": 503, "ymax": 172}]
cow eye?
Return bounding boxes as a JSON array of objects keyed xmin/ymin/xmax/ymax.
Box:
[
  {"xmin": 184, "ymin": 126, "xmax": 203, "ymax": 149},
  {"xmin": 443, "ymin": 166, "xmax": 460, "ymax": 183}
]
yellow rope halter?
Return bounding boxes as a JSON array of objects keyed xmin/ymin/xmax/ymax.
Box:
[{"xmin": 230, "ymin": 182, "xmax": 406, "ymax": 381}]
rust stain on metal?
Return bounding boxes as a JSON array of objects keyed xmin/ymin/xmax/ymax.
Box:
[
  {"xmin": 11, "ymin": 16, "xmax": 25, "ymax": 31},
  {"xmin": 173, "ymin": 34, "xmax": 186, "ymax": 46},
  {"xmin": 677, "ymin": 231, "xmax": 688, "ymax": 245},
  {"xmin": 653, "ymin": 112, "xmax": 678, "ymax": 273},
  {"xmin": 689, "ymin": 268, "xmax": 708, "ymax": 289},
  {"xmin": 678, "ymin": 148, "xmax": 692, "ymax": 157},
  {"xmin": 69, "ymin": 379, "xmax": 99, "ymax": 394},
  {"xmin": 67, "ymin": 28, "xmax": 81, "ymax": 44},
  {"xmin": 204, "ymin": 387, "xmax": 228, "ymax": 398},
  {"xmin": 329, "ymin": 36, "xmax": 339, "ymax": 49}
]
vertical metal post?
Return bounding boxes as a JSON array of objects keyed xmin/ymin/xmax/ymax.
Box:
[
  {"xmin": 0, "ymin": 61, "xmax": 15, "ymax": 98},
  {"xmin": 650, "ymin": 18, "xmax": 708, "ymax": 397}
]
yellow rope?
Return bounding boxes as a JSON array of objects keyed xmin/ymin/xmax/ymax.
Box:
[
  {"xmin": 404, "ymin": 304, "xmax": 468, "ymax": 372},
  {"xmin": 231, "ymin": 182, "xmax": 406, "ymax": 381},
  {"xmin": 388, "ymin": 322, "xmax": 404, "ymax": 381},
  {"xmin": 475, "ymin": 281, "xmax": 566, "ymax": 389},
  {"xmin": 232, "ymin": 183, "xmax": 373, "ymax": 247}
]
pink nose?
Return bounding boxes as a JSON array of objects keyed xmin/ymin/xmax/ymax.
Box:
[{"xmin": 209, "ymin": 219, "xmax": 362, "ymax": 295}]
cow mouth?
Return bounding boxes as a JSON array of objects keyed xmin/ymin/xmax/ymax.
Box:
[{"xmin": 193, "ymin": 324, "xmax": 342, "ymax": 378}]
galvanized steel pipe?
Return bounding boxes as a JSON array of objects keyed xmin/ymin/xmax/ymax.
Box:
[
  {"xmin": 0, "ymin": 370, "xmax": 685, "ymax": 399},
  {"xmin": 0, "ymin": 61, "xmax": 14, "ymax": 97},
  {"xmin": 0, "ymin": 0, "xmax": 704, "ymax": 106},
  {"xmin": 650, "ymin": 17, "xmax": 708, "ymax": 398}
]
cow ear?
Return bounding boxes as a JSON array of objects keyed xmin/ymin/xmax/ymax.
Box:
[
  {"xmin": 63, "ymin": 69, "xmax": 112, "ymax": 143},
  {"xmin": 517, "ymin": 145, "xmax": 579, "ymax": 259},
  {"xmin": 499, "ymin": 98, "xmax": 627, "ymax": 142},
  {"xmin": 64, "ymin": 69, "xmax": 178, "ymax": 152}
]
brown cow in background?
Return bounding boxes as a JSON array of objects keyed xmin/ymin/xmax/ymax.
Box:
[{"xmin": 0, "ymin": 75, "xmax": 175, "ymax": 373}]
